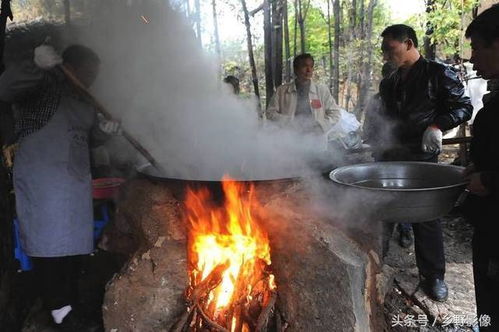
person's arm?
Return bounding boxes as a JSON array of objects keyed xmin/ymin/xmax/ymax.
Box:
[
  {"xmin": 0, "ymin": 45, "xmax": 62, "ymax": 103},
  {"xmin": 433, "ymin": 66, "xmax": 473, "ymax": 130},
  {"xmin": 264, "ymin": 87, "xmax": 282, "ymax": 121},
  {"xmin": 320, "ymin": 85, "xmax": 341, "ymax": 126},
  {"xmin": 0, "ymin": 61, "xmax": 45, "ymax": 102}
]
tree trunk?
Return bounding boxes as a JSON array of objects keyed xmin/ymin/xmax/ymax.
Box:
[
  {"xmin": 356, "ymin": 0, "xmax": 377, "ymax": 118},
  {"xmin": 350, "ymin": 0, "xmax": 357, "ymax": 40},
  {"xmin": 263, "ymin": 0, "xmax": 274, "ymax": 107},
  {"xmin": 345, "ymin": 52, "xmax": 353, "ymax": 111},
  {"xmin": 211, "ymin": 0, "xmax": 222, "ymax": 65},
  {"xmin": 283, "ymin": 0, "xmax": 291, "ymax": 82},
  {"xmin": 293, "ymin": 0, "xmax": 298, "ymax": 57},
  {"xmin": 297, "ymin": 0, "xmax": 305, "ymax": 53},
  {"xmin": 424, "ymin": 0, "xmax": 436, "ymax": 60},
  {"xmin": 241, "ymin": 0, "xmax": 261, "ymax": 111},
  {"xmin": 359, "ymin": 0, "xmax": 365, "ymax": 38},
  {"xmin": 272, "ymin": 0, "xmax": 284, "ymax": 88},
  {"xmin": 64, "ymin": 0, "xmax": 70, "ymax": 25},
  {"xmin": 327, "ymin": 0, "xmax": 333, "ymax": 93},
  {"xmin": 355, "ymin": 0, "xmax": 367, "ymax": 111},
  {"xmin": 332, "ymin": 0, "xmax": 340, "ymax": 102},
  {"xmin": 194, "ymin": 0, "xmax": 202, "ymax": 46}
]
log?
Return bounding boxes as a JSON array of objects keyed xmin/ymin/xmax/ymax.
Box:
[
  {"xmin": 189, "ymin": 262, "xmax": 229, "ymax": 304},
  {"xmin": 169, "ymin": 307, "xmax": 194, "ymax": 332},
  {"xmin": 196, "ymin": 303, "xmax": 229, "ymax": 332},
  {"xmin": 170, "ymin": 263, "xmax": 229, "ymax": 332},
  {"xmin": 255, "ymin": 291, "xmax": 277, "ymax": 332}
]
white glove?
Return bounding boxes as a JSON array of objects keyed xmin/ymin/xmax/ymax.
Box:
[
  {"xmin": 98, "ymin": 114, "xmax": 122, "ymax": 135},
  {"xmin": 422, "ymin": 125, "xmax": 443, "ymax": 153},
  {"xmin": 133, "ymin": 153, "xmax": 152, "ymax": 172},
  {"xmin": 33, "ymin": 45, "xmax": 62, "ymax": 70}
]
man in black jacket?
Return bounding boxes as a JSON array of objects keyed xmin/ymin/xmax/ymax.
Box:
[
  {"xmin": 373, "ymin": 24, "xmax": 472, "ymax": 302},
  {"xmin": 464, "ymin": 6, "xmax": 499, "ymax": 330}
]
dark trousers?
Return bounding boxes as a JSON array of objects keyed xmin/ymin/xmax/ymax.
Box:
[
  {"xmin": 378, "ymin": 153, "xmax": 445, "ymax": 279},
  {"xmin": 472, "ymin": 230, "xmax": 499, "ymax": 331},
  {"xmin": 31, "ymin": 256, "xmax": 82, "ymax": 311},
  {"xmin": 383, "ymin": 220, "xmax": 446, "ymax": 279}
]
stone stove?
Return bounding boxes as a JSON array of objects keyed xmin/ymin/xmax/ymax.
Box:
[{"xmin": 102, "ymin": 177, "xmax": 385, "ymax": 331}]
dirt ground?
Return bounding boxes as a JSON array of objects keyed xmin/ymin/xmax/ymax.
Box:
[{"xmin": 383, "ymin": 216, "xmax": 477, "ymax": 332}]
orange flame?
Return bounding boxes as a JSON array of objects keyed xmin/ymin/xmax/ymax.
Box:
[{"xmin": 185, "ymin": 176, "xmax": 275, "ymax": 312}]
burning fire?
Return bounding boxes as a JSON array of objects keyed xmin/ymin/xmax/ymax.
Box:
[{"xmin": 184, "ymin": 176, "xmax": 276, "ymax": 331}]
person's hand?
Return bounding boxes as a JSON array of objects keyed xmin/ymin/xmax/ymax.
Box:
[
  {"xmin": 467, "ymin": 172, "xmax": 490, "ymax": 197},
  {"xmin": 2, "ymin": 144, "xmax": 18, "ymax": 168},
  {"xmin": 33, "ymin": 45, "xmax": 62, "ymax": 69},
  {"xmin": 98, "ymin": 114, "xmax": 122, "ymax": 135},
  {"xmin": 99, "ymin": 120, "xmax": 121, "ymax": 135},
  {"xmin": 422, "ymin": 125, "xmax": 443, "ymax": 153},
  {"xmin": 135, "ymin": 162, "xmax": 152, "ymax": 172}
]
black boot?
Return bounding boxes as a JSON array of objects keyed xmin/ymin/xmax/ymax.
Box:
[
  {"xmin": 398, "ymin": 223, "xmax": 413, "ymax": 248},
  {"xmin": 422, "ymin": 277, "xmax": 448, "ymax": 302},
  {"xmin": 399, "ymin": 229, "xmax": 413, "ymax": 248}
]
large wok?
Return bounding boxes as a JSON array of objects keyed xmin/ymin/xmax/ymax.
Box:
[
  {"xmin": 138, "ymin": 166, "xmax": 301, "ymax": 202},
  {"xmin": 329, "ymin": 162, "xmax": 468, "ymax": 223}
]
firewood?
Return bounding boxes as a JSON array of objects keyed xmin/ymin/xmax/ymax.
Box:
[
  {"xmin": 171, "ymin": 263, "xmax": 229, "ymax": 332},
  {"xmin": 241, "ymin": 304, "xmax": 256, "ymax": 330},
  {"xmin": 255, "ymin": 291, "xmax": 277, "ymax": 332},
  {"xmin": 169, "ymin": 306, "xmax": 194, "ymax": 332},
  {"xmin": 189, "ymin": 262, "xmax": 229, "ymax": 304},
  {"xmin": 189, "ymin": 309, "xmax": 197, "ymax": 329},
  {"xmin": 275, "ymin": 307, "xmax": 282, "ymax": 332},
  {"xmin": 196, "ymin": 303, "xmax": 230, "ymax": 332},
  {"xmin": 231, "ymin": 305, "xmax": 244, "ymax": 332},
  {"xmin": 226, "ymin": 263, "xmax": 250, "ymax": 328}
]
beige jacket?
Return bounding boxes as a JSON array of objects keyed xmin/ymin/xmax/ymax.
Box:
[{"xmin": 265, "ymin": 80, "xmax": 341, "ymax": 133}]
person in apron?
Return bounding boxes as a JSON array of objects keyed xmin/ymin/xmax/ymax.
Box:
[{"xmin": 0, "ymin": 44, "xmax": 118, "ymax": 331}]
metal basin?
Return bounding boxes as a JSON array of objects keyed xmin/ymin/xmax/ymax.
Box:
[{"xmin": 329, "ymin": 162, "xmax": 468, "ymax": 223}]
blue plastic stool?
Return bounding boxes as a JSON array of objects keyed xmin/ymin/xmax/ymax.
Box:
[
  {"xmin": 12, "ymin": 218, "xmax": 32, "ymax": 271},
  {"xmin": 93, "ymin": 202, "xmax": 110, "ymax": 242}
]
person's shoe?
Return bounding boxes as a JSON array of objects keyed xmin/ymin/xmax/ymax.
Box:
[
  {"xmin": 423, "ymin": 278, "xmax": 448, "ymax": 302},
  {"xmin": 398, "ymin": 230, "xmax": 413, "ymax": 248},
  {"xmin": 57, "ymin": 310, "xmax": 101, "ymax": 332}
]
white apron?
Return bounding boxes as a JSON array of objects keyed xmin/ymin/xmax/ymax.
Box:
[{"xmin": 13, "ymin": 94, "xmax": 95, "ymax": 257}]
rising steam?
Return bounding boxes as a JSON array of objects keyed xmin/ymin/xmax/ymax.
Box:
[{"xmin": 75, "ymin": 0, "xmax": 342, "ymax": 180}]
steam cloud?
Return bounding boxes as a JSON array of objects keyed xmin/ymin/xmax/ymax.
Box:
[{"xmin": 75, "ymin": 0, "xmax": 343, "ymax": 181}]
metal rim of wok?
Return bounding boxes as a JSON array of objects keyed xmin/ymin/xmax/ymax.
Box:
[
  {"xmin": 329, "ymin": 161, "xmax": 468, "ymax": 192},
  {"xmin": 138, "ymin": 167, "xmax": 302, "ymax": 184}
]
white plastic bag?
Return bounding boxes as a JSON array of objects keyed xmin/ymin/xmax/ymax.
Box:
[{"xmin": 325, "ymin": 109, "xmax": 362, "ymax": 150}]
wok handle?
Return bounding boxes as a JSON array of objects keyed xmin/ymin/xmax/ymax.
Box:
[{"xmin": 59, "ymin": 65, "xmax": 165, "ymax": 173}]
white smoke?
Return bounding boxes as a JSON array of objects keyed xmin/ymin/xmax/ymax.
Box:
[{"xmin": 74, "ymin": 0, "xmax": 341, "ymax": 181}]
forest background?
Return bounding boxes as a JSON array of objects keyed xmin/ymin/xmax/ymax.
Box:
[{"xmin": 9, "ymin": 0, "xmax": 484, "ymax": 117}]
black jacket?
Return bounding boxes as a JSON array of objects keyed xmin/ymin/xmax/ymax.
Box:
[
  {"xmin": 371, "ymin": 56, "xmax": 472, "ymax": 161},
  {"xmin": 463, "ymin": 93, "xmax": 499, "ymax": 251},
  {"xmin": 471, "ymin": 93, "xmax": 499, "ymax": 190}
]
